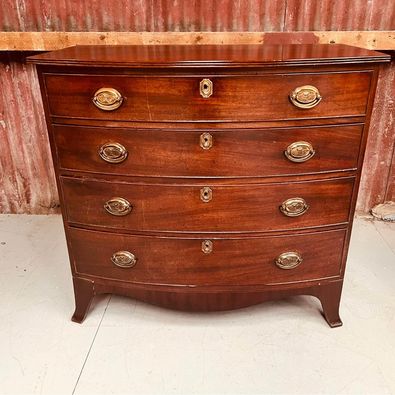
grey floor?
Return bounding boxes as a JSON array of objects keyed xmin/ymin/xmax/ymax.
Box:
[{"xmin": 0, "ymin": 214, "xmax": 394, "ymax": 395}]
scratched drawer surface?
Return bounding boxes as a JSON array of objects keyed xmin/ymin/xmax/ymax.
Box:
[
  {"xmin": 44, "ymin": 72, "xmax": 371, "ymax": 122},
  {"xmin": 69, "ymin": 227, "xmax": 346, "ymax": 286},
  {"xmin": 61, "ymin": 176, "xmax": 354, "ymax": 233},
  {"xmin": 54, "ymin": 124, "xmax": 363, "ymax": 178}
]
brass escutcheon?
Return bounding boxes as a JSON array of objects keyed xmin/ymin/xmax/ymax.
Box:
[
  {"xmin": 200, "ymin": 186, "xmax": 212, "ymax": 203},
  {"xmin": 111, "ymin": 251, "xmax": 137, "ymax": 268},
  {"xmin": 202, "ymin": 240, "xmax": 213, "ymax": 254},
  {"xmin": 200, "ymin": 132, "xmax": 213, "ymax": 150},
  {"xmin": 104, "ymin": 197, "xmax": 132, "ymax": 216},
  {"xmin": 280, "ymin": 197, "xmax": 309, "ymax": 217},
  {"xmin": 275, "ymin": 251, "xmax": 303, "ymax": 270},
  {"xmin": 200, "ymin": 78, "xmax": 213, "ymax": 98},
  {"xmin": 285, "ymin": 141, "xmax": 315, "ymax": 163},
  {"xmin": 99, "ymin": 142, "xmax": 128, "ymax": 163},
  {"xmin": 289, "ymin": 85, "xmax": 322, "ymax": 109},
  {"xmin": 93, "ymin": 87, "xmax": 123, "ymax": 111}
]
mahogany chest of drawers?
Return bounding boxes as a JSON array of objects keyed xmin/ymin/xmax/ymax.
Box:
[{"xmin": 29, "ymin": 45, "xmax": 389, "ymax": 327}]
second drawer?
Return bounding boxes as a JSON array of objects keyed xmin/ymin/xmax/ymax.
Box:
[
  {"xmin": 54, "ymin": 124, "xmax": 363, "ymax": 177},
  {"xmin": 62, "ymin": 177, "xmax": 354, "ymax": 232}
]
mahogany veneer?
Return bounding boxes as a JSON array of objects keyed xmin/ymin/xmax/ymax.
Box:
[
  {"xmin": 54, "ymin": 124, "xmax": 363, "ymax": 177},
  {"xmin": 69, "ymin": 227, "xmax": 346, "ymax": 286},
  {"xmin": 61, "ymin": 176, "xmax": 354, "ymax": 233},
  {"xmin": 28, "ymin": 44, "xmax": 390, "ymax": 327},
  {"xmin": 45, "ymin": 72, "xmax": 371, "ymax": 122}
]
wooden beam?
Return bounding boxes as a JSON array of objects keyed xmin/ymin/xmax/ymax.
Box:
[{"xmin": 1, "ymin": 31, "xmax": 394, "ymax": 51}]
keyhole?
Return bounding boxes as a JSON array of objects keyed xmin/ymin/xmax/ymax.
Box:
[
  {"xmin": 203, "ymin": 83, "xmax": 208, "ymax": 90},
  {"xmin": 201, "ymin": 187, "xmax": 212, "ymax": 202},
  {"xmin": 202, "ymin": 239, "xmax": 213, "ymax": 254}
]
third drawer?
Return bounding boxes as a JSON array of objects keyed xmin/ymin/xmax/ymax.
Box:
[{"xmin": 61, "ymin": 176, "xmax": 354, "ymax": 232}]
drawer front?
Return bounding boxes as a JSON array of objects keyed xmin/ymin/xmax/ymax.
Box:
[
  {"xmin": 45, "ymin": 72, "xmax": 371, "ymax": 122},
  {"xmin": 54, "ymin": 124, "xmax": 363, "ymax": 177},
  {"xmin": 69, "ymin": 227, "xmax": 346, "ymax": 286},
  {"xmin": 62, "ymin": 177, "xmax": 354, "ymax": 232}
]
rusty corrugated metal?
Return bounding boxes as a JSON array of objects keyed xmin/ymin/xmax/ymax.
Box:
[
  {"xmin": 0, "ymin": 0, "xmax": 286, "ymax": 32},
  {"xmin": 357, "ymin": 60, "xmax": 395, "ymax": 213},
  {"xmin": 2, "ymin": 0, "xmax": 395, "ymax": 33},
  {"xmin": 385, "ymin": 152, "xmax": 395, "ymax": 202},
  {"xmin": 0, "ymin": 54, "xmax": 58, "ymax": 213},
  {"xmin": 385, "ymin": 154, "xmax": 395, "ymax": 201},
  {"xmin": 284, "ymin": 0, "xmax": 395, "ymax": 31}
]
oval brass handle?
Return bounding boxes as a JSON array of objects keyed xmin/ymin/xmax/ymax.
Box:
[
  {"xmin": 202, "ymin": 240, "xmax": 213, "ymax": 254},
  {"xmin": 200, "ymin": 132, "xmax": 213, "ymax": 150},
  {"xmin": 200, "ymin": 78, "xmax": 213, "ymax": 98},
  {"xmin": 93, "ymin": 87, "xmax": 124, "ymax": 111},
  {"xmin": 111, "ymin": 251, "xmax": 137, "ymax": 268},
  {"xmin": 289, "ymin": 85, "xmax": 322, "ymax": 109},
  {"xmin": 275, "ymin": 251, "xmax": 303, "ymax": 270},
  {"xmin": 104, "ymin": 197, "xmax": 132, "ymax": 216},
  {"xmin": 200, "ymin": 187, "xmax": 212, "ymax": 203},
  {"xmin": 280, "ymin": 197, "xmax": 309, "ymax": 217},
  {"xmin": 99, "ymin": 142, "xmax": 128, "ymax": 163},
  {"xmin": 285, "ymin": 141, "xmax": 315, "ymax": 163}
]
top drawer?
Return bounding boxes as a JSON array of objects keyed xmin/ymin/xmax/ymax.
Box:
[{"xmin": 44, "ymin": 71, "xmax": 371, "ymax": 122}]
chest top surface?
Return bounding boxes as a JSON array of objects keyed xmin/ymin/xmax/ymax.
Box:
[{"xmin": 28, "ymin": 44, "xmax": 389, "ymax": 68}]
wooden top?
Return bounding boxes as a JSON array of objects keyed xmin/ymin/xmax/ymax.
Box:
[{"xmin": 28, "ymin": 44, "xmax": 390, "ymax": 68}]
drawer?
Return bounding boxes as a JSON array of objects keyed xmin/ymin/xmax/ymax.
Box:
[
  {"xmin": 61, "ymin": 177, "xmax": 354, "ymax": 232},
  {"xmin": 54, "ymin": 124, "xmax": 363, "ymax": 177},
  {"xmin": 69, "ymin": 227, "xmax": 346, "ymax": 286},
  {"xmin": 45, "ymin": 72, "xmax": 371, "ymax": 122}
]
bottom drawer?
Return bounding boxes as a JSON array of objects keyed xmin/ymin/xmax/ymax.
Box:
[{"xmin": 69, "ymin": 228, "xmax": 346, "ymax": 286}]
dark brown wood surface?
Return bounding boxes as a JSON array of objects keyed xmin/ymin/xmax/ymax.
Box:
[
  {"xmin": 72, "ymin": 275, "xmax": 344, "ymax": 327},
  {"xmin": 71, "ymin": 277, "xmax": 94, "ymax": 323},
  {"xmin": 28, "ymin": 44, "xmax": 389, "ymax": 68},
  {"xmin": 45, "ymin": 71, "xmax": 371, "ymax": 122},
  {"xmin": 69, "ymin": 227, "xmax": 346, "ymax": 286},
  {"xmin": 54, "ymin": 124, "xmax": 363, "ymax": 178},
  {"xmin": 61, "ymin": 176, "xmax": 354, "ymax": 232},
  {"xmin": 30, "ymin": 44, "xmax": 386, "ymax": 326}
]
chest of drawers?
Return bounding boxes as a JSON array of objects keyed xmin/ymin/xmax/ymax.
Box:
[{"xmin": 29, "ymin": 44, "xmax": 389, "ymax": 327}]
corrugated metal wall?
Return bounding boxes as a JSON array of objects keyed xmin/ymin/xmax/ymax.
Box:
[
  {"xmin": 359, "ymin": 59, "xmax": 395, "ymax": 212},
  {"xmin": 0, "ymin": 53, "xmax": 58, "ymax": 213},
  {"xmin": 1, "ymin": 0, "xmax": 286, "ymax": 31},
  {"xmin": 284, "ymin": 0, "xmax": 395, "ymax": 31},
  {"xmin": 1, "ymin": 0, "xmax": 395, "ymax": 32},
  {"xmin": 1, "ymin": 0, "xmax": 394, "ymax": 214}
]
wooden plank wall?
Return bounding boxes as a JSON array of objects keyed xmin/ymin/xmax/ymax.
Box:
[
  {"xmin": 1, "ymin": 31, "xmax": 394, "ymax": 51},
  {"xmin": 0, "ymin": 0, "xmax": 394, "ymax": 214}
]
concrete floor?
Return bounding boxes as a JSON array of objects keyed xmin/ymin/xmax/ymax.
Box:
[{"xmin": 0, "ymin": 214, "xmax": 394, "ymax": 395}]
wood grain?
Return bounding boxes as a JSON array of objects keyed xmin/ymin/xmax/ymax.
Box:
[
  {"xmin": 31, "ymin": 44, "xmax": 385, "ymax": 325},
  {"xmin": 30, "ymin": 44, "xmax": 389, "ymax": 66},
  {"xmin": 44, "ymin": 71, "xmax": 372, "ymax": 122},
  {"xmin": 53, "ymin": 124, "xmax": 363, "ymax": 178},
  {"xmin": 61, "ymin": 176, "xmax": 354, "ymax": 233},
  {"xmin": 2, "ymin": 31, "xmax": 395, "ymax": 51},
  {"xmin": 69, "ymin": 227, "xmax": 346, "ymax": 286}
]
